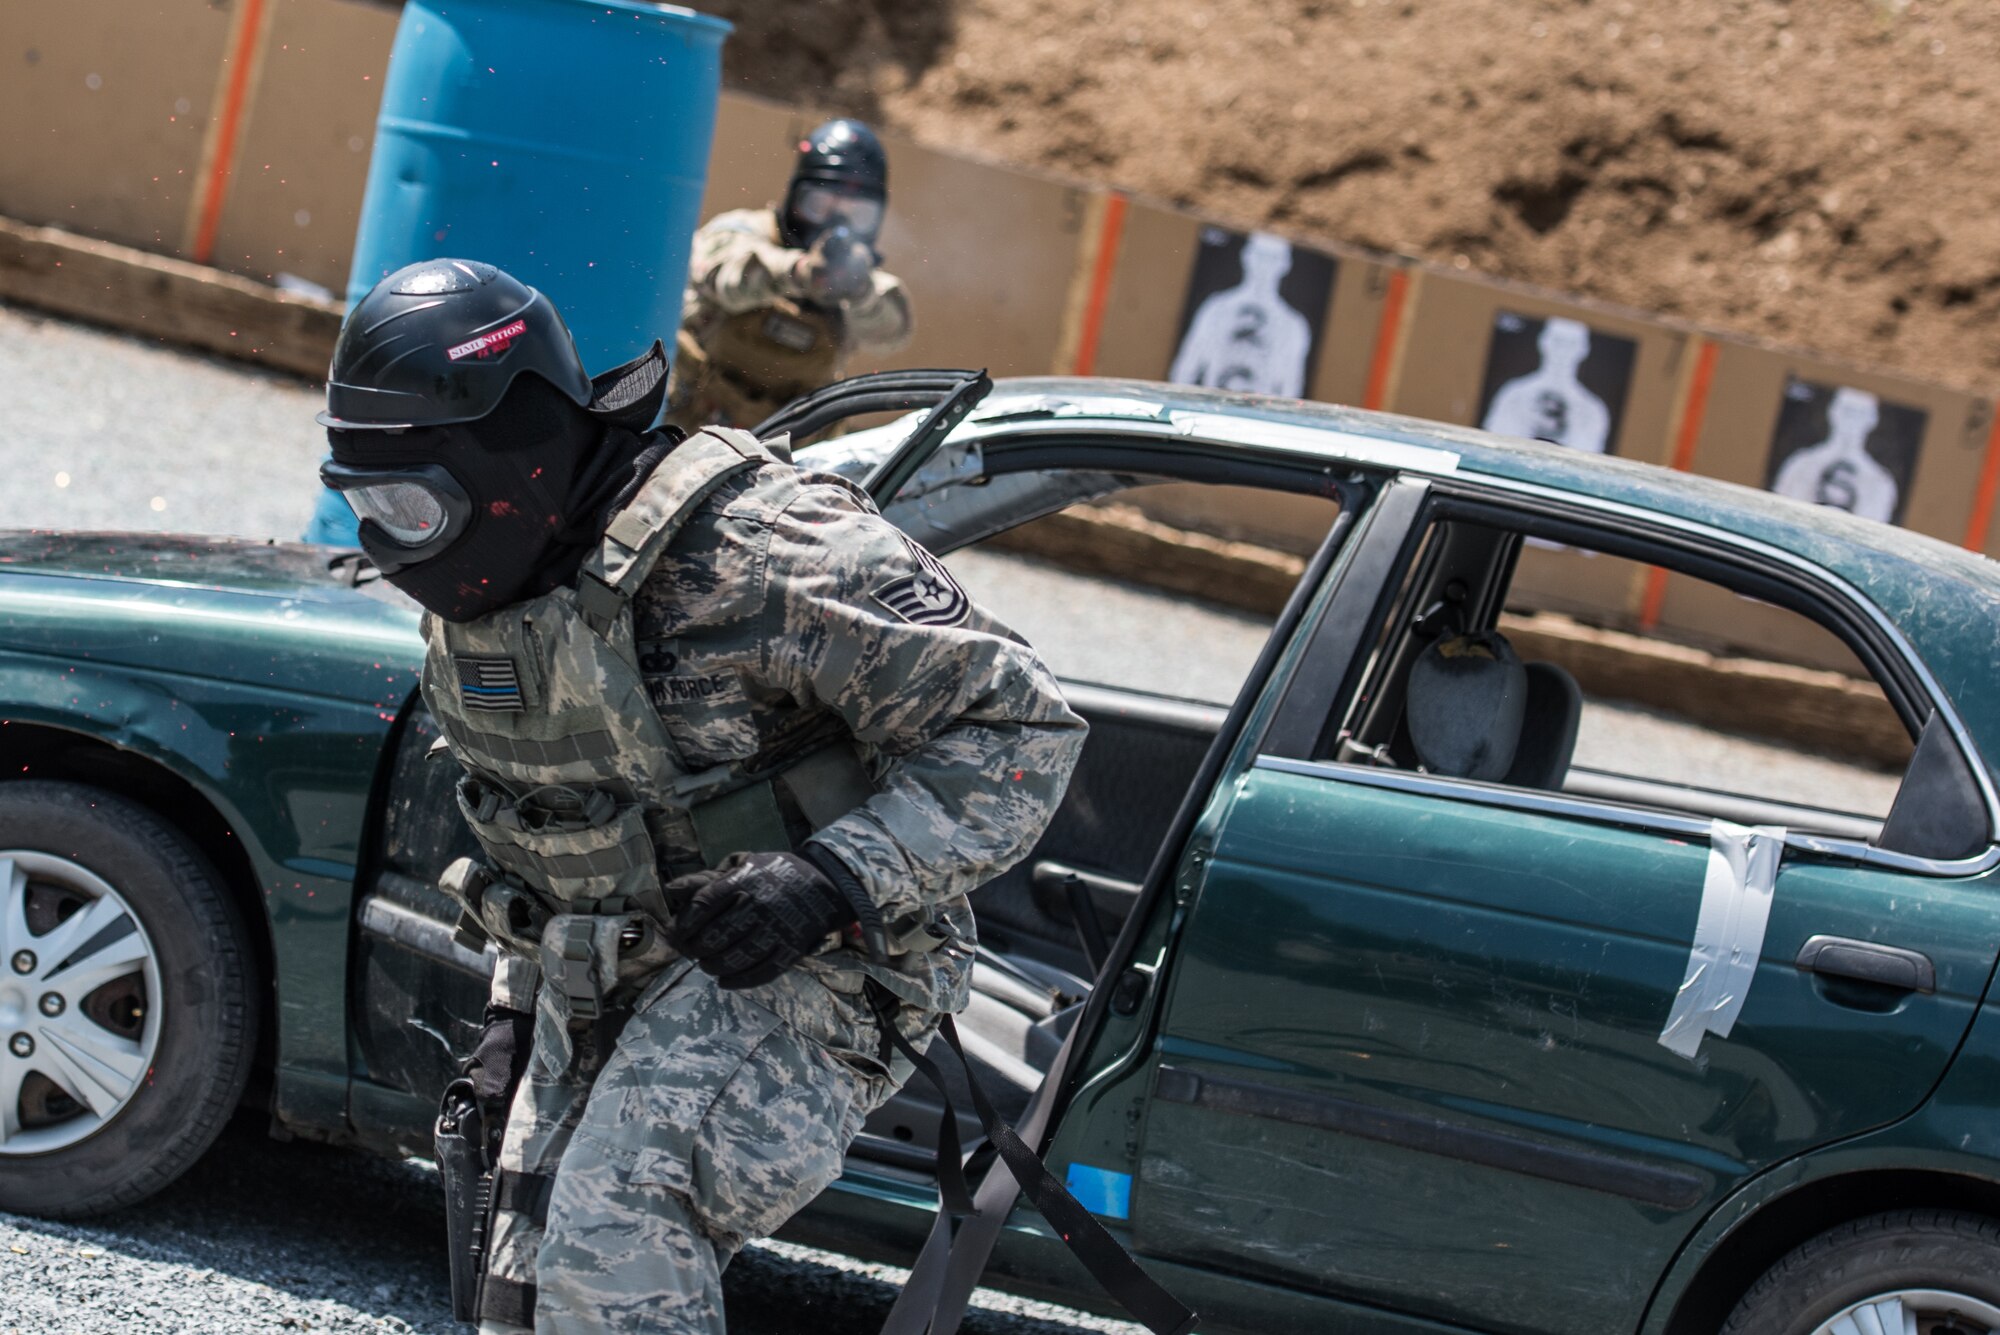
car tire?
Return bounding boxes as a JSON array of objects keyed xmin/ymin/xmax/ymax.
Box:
[
  {"xmin": 0, "ymin": 780, "xmax": 257, "ymax": 1218},
  {"xmin": 1722, "ymin": 1209, "xmax": 2000, "ymax": 1334}
]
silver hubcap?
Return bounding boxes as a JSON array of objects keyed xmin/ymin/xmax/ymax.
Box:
[
  {"xmin": 0, "ymin": 852, "xmax": 162, "ymax": 1154},
  {"xmin": 1814, "ymin": 1289, "xmax": 2000, "ymax": 1335}
]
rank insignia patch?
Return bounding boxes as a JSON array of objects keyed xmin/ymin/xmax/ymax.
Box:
[
  {"xmin": 873, "ymin": 538, "xmax": 971, "ymax": 628},
  {"xmin": 455, "ymin": 655, "xmax": 524, "ymax": 712}
]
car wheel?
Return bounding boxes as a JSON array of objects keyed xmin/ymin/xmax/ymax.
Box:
[
  {"xmin": 1723, "ymin": 1209, "xmax": 2000, "ymax": 1335},
  {"xmin": 0, "ymin": 781, "xmax": 256, "ymax": 1217}
]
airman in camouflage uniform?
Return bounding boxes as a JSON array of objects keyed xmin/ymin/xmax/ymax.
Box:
[
  {"xmin": 666, "ymin": 119, "xmax": 912, "ymax": 433},
  {"xmin": 320, "ymin": 258, "xmax": 1082, "ymax": 1335}
]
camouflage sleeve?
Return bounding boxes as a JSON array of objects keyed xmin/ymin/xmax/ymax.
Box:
[
  {"xmin": 757, "ymin": 480, "xmax": 1085, "ymax": 923},
  {"xmin": 687, "ymin": 213, "xmax": 809, "ymax": 316},
  {"xmin": 840, "ymin": 269, "xmax": 913, "ymax": 354}
]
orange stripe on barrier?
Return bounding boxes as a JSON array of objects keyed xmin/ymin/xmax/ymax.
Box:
[
  {"xmin": 1639, "ymin": 337, "xmax": 1720, "ymax": 630},
  {"xmin": 1665, "ymin": 339, "xmax": 1719, "ymax": 474},
  {"xmin": 1361, "ymin": 268, "xmax": 1411, "ymax": 411},
  {"xmin": 1963, "ymin": 403, "xmax": 2000, "ymax": 552},
  {"xmin": 190, "ymin": 0, "xmax": 268, "ymax": 265},
  {"xmin": 1070, "ymin": 193, "xmax": 1127, "ymax": 378}
]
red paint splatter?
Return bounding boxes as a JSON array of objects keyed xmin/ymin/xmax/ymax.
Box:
[
  {"xmin": 1012, "ymin": 770, "xmax": 1024, "ymax": 782},
  {"xmin": 489, "ymin": 500, "xmax": 517, "ymax": 517}
]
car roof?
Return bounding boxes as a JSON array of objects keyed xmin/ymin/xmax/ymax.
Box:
[{"xmin": 975, "ymin": 377, "xmax": 2000, "ymax": 761}]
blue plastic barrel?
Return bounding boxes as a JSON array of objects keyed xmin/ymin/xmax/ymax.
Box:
[
  {"xmin": 311, "ymin": 0, "xmax": 731, "ymax": 544},
  {"xmin": 348, "ymin": 0, "xmax": 732, "ymax": 365},
  {"xmin": 345, "ymin": 0, "xmax": 730, "ymax": 368}
]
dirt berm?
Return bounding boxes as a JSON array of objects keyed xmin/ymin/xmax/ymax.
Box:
[{"xmin": 705, "ymin": 0, "xmax": 2000, "ymax": 393}]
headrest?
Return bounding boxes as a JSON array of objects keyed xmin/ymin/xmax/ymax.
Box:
[{"xmin": 1406, "ymin": 631, "xmax": 1528, "ymax": 782}]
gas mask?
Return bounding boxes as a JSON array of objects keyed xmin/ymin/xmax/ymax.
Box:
[{"xmin": 782, "ymin": 181, "xmax": 885, "ymax": 250}]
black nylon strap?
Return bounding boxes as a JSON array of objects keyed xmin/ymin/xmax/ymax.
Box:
[
  {"xmin": 867, "ymin": 985, "xmax": 976, "ymax": 1218},
  {"xmin": 870, "ymin": 992, "xmax": 1195, "ymax": 1335},
  {"xmin": 493, "ymin": 1170, "xmax": 556, "ymax": 1227},
  {"xmin": 888, "ymin": 1208, "xmax": 957, "ymax": 1329},
  {"xmin": 478, "ymin": 1274, "xmax": 537, "ymax": 1327}
]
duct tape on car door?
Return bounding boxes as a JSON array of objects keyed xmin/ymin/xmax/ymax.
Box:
[{"xmin": 1658, "ymin": 820, "xmax": 1786, "ymax": 1060}]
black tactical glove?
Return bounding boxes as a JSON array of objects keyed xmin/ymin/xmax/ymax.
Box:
[
  {"xmin": 464, "ymin": 1005, "xmax": 534, "ymax": 1108},
  {"xmin": 663, "ymin": 849, "xmax": 859, "ymax": 989}
]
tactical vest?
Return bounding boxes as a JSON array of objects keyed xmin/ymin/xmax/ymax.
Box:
[
  {"xmin": 421, "ymin": 427, "xmax": 874, "ymax": 925},
  {"xmin": 665, "ymin": 298, "xmax": 845, "ymax": 431}
]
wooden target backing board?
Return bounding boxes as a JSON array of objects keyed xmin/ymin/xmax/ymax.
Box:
[
  {"xmin": 1653, "ymin": 340, "xmax": 1991, "ymax": 671},
  {"xmin": 0, "ymin": 0, "xmax": 235, "ymax": 257},
  {"xmin": 209, "ymin": 0, "xmax": 400, "ymax": 294},
  {"xmin": 1085, "ymin": 199, "xmax": 1391, "ymax": 554},
  {"xmin": 844, "ymin": 138, "xmax": 1087, "ymax": 381},
  {"xmin": 1388, "ymin": 273, "xmax": 1703, "ymax": 626},
  {"xmin": 698, "ymin": 95, "xmax": 806, "ymax": 228},
  {"xmin": 1087, "ymin": 200, "xmax": 1391, "ymax": 408}
]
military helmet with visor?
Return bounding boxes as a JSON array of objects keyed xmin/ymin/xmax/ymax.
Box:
[
  {"xmin": 319, "ymin": 259, "xmax": 674, "ymax": 583},
  {"xmin": 782, "ymin": 119, "xmax": 889, "ymax": 248}
]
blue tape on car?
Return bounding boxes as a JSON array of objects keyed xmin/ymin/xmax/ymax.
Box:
[{"xmin": 1064, "ymin": 1163, "xmax": 1133, "ymax": 1220}]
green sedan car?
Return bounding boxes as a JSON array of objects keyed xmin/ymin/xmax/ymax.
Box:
[{"xmin": 2, "ymin": 377, "xmax": 1998, "ymax": 1335}]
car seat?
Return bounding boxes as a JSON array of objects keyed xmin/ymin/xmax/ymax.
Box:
[
  {"xmin": 1404, "ymin": 630, "xmax": 1581, "ymax": 790},
  {"xmin": 1504, "ymin": 661, "xmax": 1583, "ymax": 791}
]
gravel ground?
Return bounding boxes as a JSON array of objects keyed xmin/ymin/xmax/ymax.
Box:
[
  {"xmin": 947, "ymin": 547, "xmax": 1268, "ymax": 707},
  {"xmin": 0, "ymin": 302, "xmax": 327, "ymax": 541},
  {"xmin": 0, "ymin": 1117, "xmax": 1139, "ymax": 1335}
]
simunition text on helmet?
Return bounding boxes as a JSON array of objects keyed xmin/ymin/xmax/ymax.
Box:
[{"xmin": 448, "ymin": 320, "xmax": 529, "ymax": 362}]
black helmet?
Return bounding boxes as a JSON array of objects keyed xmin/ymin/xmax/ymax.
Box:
[
  {"xmin": 781, "ymin": 119, "xmax": 889, "ymax": 248},
  {"xmin": 318, "ymin": 258, "xmax": 675, "ymax": 621},
  {"xmin": 318, "ymin": 258, "xmax": 593, "ymax": 431}
]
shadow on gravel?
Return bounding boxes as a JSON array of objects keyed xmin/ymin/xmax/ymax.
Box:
[
  {"xmin": 724, "ymin": 1243, "xmax": 1128, "ymax": 1335},
  {"xmin": 65, "ymin": 1111, "xmax": 460, "ymax": 1332},
  {"xmin": 12, "ymin": 1112, "xmax": 1114, "ymax": 1334}
]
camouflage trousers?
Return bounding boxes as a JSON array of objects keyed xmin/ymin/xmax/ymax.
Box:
[{"xmin": 480, "ymin": 956, "xmax": 901, "ymax": 1334}]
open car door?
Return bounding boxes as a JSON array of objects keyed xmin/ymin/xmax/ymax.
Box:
[{"xmin": 781, "ymin": 374, "xmax": 1387, "ymax": 1334}]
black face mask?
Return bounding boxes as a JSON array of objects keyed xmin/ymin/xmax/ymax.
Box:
[{"xmin": 326, "ymin": 375, "xmax": 667, "ymax": 621}]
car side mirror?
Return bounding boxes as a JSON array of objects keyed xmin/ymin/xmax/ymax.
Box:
[{"xmin": 1876, "ymin": 712, "xmax": 1989, "ymax": 861}]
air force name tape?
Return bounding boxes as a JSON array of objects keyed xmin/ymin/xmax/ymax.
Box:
[
  {"xmin": 873, "ymin": 537, "xmax": 970, "ymax": 627},
  {"xmin": 455, "ymin": 655, "xmax": 525, "ymax": 712}
]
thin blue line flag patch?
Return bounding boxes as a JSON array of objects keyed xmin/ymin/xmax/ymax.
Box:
[{"xmin": 455, "ymin": 655, "xmax": 524, "ymax": 712}]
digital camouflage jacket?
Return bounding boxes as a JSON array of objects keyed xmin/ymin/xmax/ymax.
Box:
[{"xmin": 423, "ymin": 427, "xmax": 1084, "ymax": 1058}]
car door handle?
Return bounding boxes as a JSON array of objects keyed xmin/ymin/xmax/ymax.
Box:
[{"xmin": 1795, "ymin": 935, "xmax": 1936, "ymax": 995}]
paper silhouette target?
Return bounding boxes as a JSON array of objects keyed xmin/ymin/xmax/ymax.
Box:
[
  {"xmin": 1764, "ymin": 378, "xmax": 1924, "ymax": 526},
  {"xmin": 1477, "ymin": 312, "xmax": 1637, "ymax": 455},
  {"xmin": 1168, "ymin": 228, "xmax": 1337, "ymax": 400}
]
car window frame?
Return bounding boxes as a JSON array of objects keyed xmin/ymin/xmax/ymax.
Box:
[
  {"xmin": 878, "ymin": 431, "xmax": 1366, "ymax": 710},
  {"xmin": 1256, "ymin": 472, "xmax": 2000, "ymax": 879}
]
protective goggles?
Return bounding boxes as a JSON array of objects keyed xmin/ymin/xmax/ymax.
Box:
[
  {"xmin": 791, "ymin": 184, "xmax": 884, "ymax": 241},
  {"xmin": 319, "ymin": 461, "xmax": 470, "ymax": 572}
]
